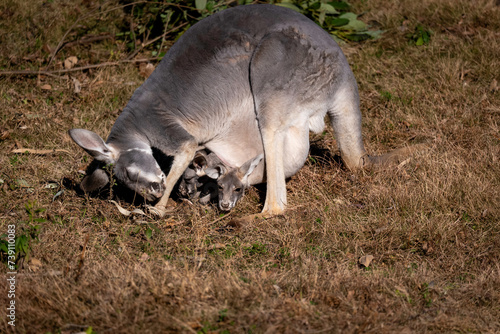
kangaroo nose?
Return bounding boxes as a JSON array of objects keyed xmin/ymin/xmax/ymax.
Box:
[{"xmin": 220, "ymin": 202, "xmax": 231, "ymax": 211}]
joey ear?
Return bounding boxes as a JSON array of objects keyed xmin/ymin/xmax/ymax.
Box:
[
  {"xmin": 192, "ymin": 151, "xmax": 208, "ymax": 174},
  {"xmin": 205, "ymin": 165, "xmax": 226, "ymax": 180},
  {"xmin": 68, "ymin": 129, "xmax": 116, "ymax": 164},
  {"xmin": 80, "ymin": 168, "xmax": 109, "ymax": 193},
  {"xmin": 239, "ymin": 154, "xmax": 264, "ymax": 181}
]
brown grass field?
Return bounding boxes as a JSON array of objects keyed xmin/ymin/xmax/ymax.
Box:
[{"xmin": 0, "ymin": 0, "xmax": 499, "ymax": 333}]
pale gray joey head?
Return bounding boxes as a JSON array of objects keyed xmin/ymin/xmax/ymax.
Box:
[
  {"xmin": 68, "ymin": 129, "xmax": 166, "ymax": 202},
  {"xmin": 206, "ymin": 154, "xmax": 263, "ymax": 212}
]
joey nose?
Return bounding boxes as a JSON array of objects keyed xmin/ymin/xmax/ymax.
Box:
[{"xmin": 220, "ymin": 202, "xmax": 231, "ymax": 211}]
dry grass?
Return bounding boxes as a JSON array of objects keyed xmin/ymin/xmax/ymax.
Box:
[{"xmin": 1, "ymin": 0, "xmax": 500, "ymax": 333}]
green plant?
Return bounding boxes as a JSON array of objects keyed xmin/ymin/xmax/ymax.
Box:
[
  {"xmin": 276, "ymin": 0, "xmax": 383, "ymax": 42},
  {"xmin": 0, "ymin": 201, "xmax": 45, "ymax": 267},
  {"xmin": 409, "ymin": 24, "xmax": 431, "ymax": 45}
]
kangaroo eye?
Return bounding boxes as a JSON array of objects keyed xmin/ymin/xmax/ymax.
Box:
[{"xmin": 234, "ymin": 187, "xmax": 242, "ymax": 192}]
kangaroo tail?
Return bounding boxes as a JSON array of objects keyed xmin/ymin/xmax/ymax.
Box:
[{"xmin": 360, "ymin": 143, "xmax": 428, "ymax": 169}]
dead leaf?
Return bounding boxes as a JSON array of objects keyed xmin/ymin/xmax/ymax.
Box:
[
  {"xmin": 72, "ymin": 77, "xmax": 81, "ymax": 94},
  {"xmin": 397, "ymin": 158, "xmax": 411, "ymax": 170},
  {"xmin": 64, "ymin": 56, "xmax": 78, "ymax": 69},
  {"xmin": 40, "ymin": 84, "xmax": 52, "ymax": 90},
  {"xmin": 110, "ymin": 200, "xmax": 146, "ymax": 216},
  {"xmin": 30, "ymin": 258, "xmax": 42, "ymax": 272},
  {"xmin": 139, "ymin": 62, "xmax": 155, "ymax": 78},
  {"xmin": 0, "ymin": 130, "xmax": 10, "ymax": 141},
  {"xmin": 359, "ymin": 254, "xmax": 374, "ymax": 267},
  {"xmin": 42, "ymin": 43, "xmax": 52, "ymax": 54},
  {"xmin": 207, "ymin": 243, "xmax": 226, "ymax": 250},
  {"xmin": 139, "ymin": 253, "xmax": 149, "ymax": 262},
  {"xmin": 490, "ymin": 79, "xmax": 498, "ymax": 92},
  {"xmin": 188, "ymin": 321, "xmax": 202, "ymax": 330},
  {"xmin": 422, "ymin": 241, "xmax": 434, "ymax": 255}
]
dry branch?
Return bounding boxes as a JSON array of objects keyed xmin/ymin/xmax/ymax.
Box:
[
  {"xmin": 0, "ymin": 58, "xmax": 159, "ymax": 77},
  {"xmin": 11, "ymin": 148, "xmax": 72, "ymax": 155}
]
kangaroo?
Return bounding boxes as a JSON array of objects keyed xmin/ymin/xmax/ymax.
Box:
[
  {"xmin": 178, "ymin": 150, "xmax": 222, "ymax": 204},
  {"xmin": 204, "ymin": 154, "xmax": 264, "ymax": 211},
  {"xmin": 69, "ymin": 4, "xmax": 413, "ymax": 217}
]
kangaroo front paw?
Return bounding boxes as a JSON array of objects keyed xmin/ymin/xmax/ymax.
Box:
[{"xmin": 147, "ymin": 204, "xmax": 170, "ymax": 218}]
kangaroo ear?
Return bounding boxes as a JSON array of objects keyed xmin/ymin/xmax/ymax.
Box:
[
  {"xmin": 205, "ymin": 165, "xmax": 226, "ymax": 180},
  {"xmin": 81, "ymin": 168, "xmax": 109, "ymax": 192},
  {"xmin": 79, "ymin": 160, "xmax": 110, "ymax": 193},
  {"xmin": 68, "ymin": 129, "xmax": 116, "ymax": 164},
  {"xmin": 239, "ymin": 154, "xmax": 264, "ymax": 182},
  {"xmin": 192, "ymin": 151, "xmax": 208, "ymax": 175}
]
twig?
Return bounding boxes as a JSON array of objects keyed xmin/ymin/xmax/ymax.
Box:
[
  {"xmin": 47, "ymin": 1, "xmax": 193, "ymax": 69},
  {"xmin": 125, "ymin": 21, "xmax": 188, "ymax": 61},
  {"xmin": 46, "ymin": 2, "xmax": 105, "ymax": 69},
  {"xmin": 61, "ymin": 34, "xmax": 114, "ymax": 49},
  {"xmin": 208, "ymin": 211, "xmax": 233, "ymax": 225},
  {"xmin": 12, "ymin": 148, "xmax": 72, "ymax": 155},
  {"xmin": 0, "ymin": 58, "xmax": 160, "ymax": 77}
]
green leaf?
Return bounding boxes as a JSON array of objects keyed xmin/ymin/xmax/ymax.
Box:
[
  {"xmin": 195, "ymin": 0, "xmax": 206, "ymax": 11},
  {"xmin": 319, "ymin": 11, "xmax": 326, "ymax": 26},
  {"xmin": 416, "ymin": 36, "xmax": 424, "ymax": 46},
  {"xmin": 148, "ymin": 223, "xmax": 161, "ymax": 233},
  {"xmin": 339, "ymin": 12, "xmax": 357, "ymax": 20},
  {"xmin": 309, "ymin": 1, "xmax": 321, "ymax": 10},
  {"xmin": 130, "ymin": 226, "xmax": 141, "ymax": 234},
  {"xmin": 327, "ymin": 17, "xmax": 349, "ymax": 27},
  {"xmin": 328, "ymin": 1, "xmax": 350, "ymax": 10},
  {"xmin": 344, "ymin": 33, "xmax": 371, "ymax": 42},
  {"xmin": 0, "ymin": 242, "xmax": 8, "ymax": 253},
  {"xmin": 330, "ymin": 33, "xmax": 345, "ymax": 44},
  {"xmin": 145, "ymin": 228, "xmax": 152, "ymax": 240},
  {"xmin": 319, "ymin": 3, "xmax": 338, "ymax": 14},
  {"xmin": 339, "ymin": 18, "xmax": 366, "ymax": 31},
  {"xmin": 364, "ymin": 30, "xmax": 384, "ymax": 39},
  {"xmin": 275, "ymin": 3, "xmax": 303, "ymax": 13}
]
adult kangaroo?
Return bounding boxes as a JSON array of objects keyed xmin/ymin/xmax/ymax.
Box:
[{"xmin": 69, "ymin": 4, "xmax": 407, "ymax": 217}]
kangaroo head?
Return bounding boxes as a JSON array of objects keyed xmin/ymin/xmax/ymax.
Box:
[
  {"xmin": 68, "ymin": 129, "xmax": 166, "ymax": 202},
  {"xmin": 206, "ymin": 154, "xmax": 263, "ymax": 212},
  {"xmin": 178, "ymin": 167, "xmax": 199, "ymax": 199}
]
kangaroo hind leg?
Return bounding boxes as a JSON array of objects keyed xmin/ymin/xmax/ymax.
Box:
[{"xmin": 250, "ymin": 32, "xmax": 310, "ymax": 216}]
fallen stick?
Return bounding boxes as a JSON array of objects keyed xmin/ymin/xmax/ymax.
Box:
[
  {"xmin": 0, "ymin": 58, "xmax": 159, "ymax": 77},
  {"xmin": 11, "ymin": 148, "xmax": 71, "ymax": 155}
]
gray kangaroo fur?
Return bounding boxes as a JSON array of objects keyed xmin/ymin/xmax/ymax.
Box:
[
  {"xmin": 69, "ymin": 4, "xmax": 415, "ymax": 216},
  {"xmin": 178, "ymin": 150, "xmax": 221, "ymax": 205},
  {"xmin": 179, "ymin": 150, "xmax": 263, "ymax": 211}
]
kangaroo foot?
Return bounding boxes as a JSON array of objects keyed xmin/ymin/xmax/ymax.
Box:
[{"xmin": 147, "ymin": 202, "xmax": 175, "ymax": 218}]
